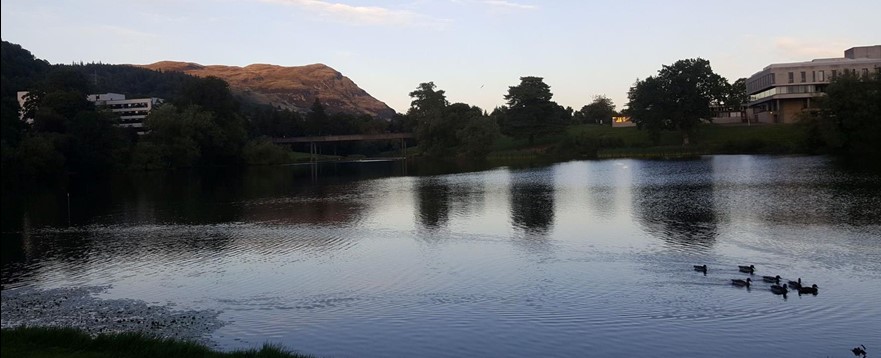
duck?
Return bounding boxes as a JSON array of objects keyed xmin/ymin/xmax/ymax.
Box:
[
  {"xmin": 693, "ymin": 265, "xmax": 708, "ymax": 273},
  {"xmin": 797, "ymin": 284, "xmax": 819, "ymax": 295},
  {"xmin": 762, "ymin": 275, "xmax": 781, "ymax": 283},
  {"xmin": 738, "ymin": 265, "xmax": 756, "ymax": 274},
  {"xmin": 852, "ymin": 344, "xmax": 867, "ymax": 358},
  {"xmin": 787, "ymin": 278, "xmax": 802, "ymax": 289},
  {"xmin": 770, "ymin": 284, "xmax": 788, "ymax": 295},
  {"xmin": 731, "ymin": 278, "xmax": 751, "ymax": 287}
]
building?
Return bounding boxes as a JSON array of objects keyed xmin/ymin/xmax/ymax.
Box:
[
  {"xmin": 87, "ymin": 93, "xmax": 163, "ymax": 132},
  {"xmin": 612, "ymin": 116, "xmax": 635, "ymax": 127},
  {"xmin": 17, "ymin": 91, "xmax": 163, "ymax": 132},
  {"xmin": 745, "ymin": 45, "xmax": 881, "ymax": 124}
]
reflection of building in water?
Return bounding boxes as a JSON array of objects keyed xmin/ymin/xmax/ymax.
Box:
[{"xmin": 745, "ymin": 45, "xmax": 881, "ymax": 124}]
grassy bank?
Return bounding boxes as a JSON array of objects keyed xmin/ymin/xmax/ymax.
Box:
[
  {"xmin": 279, "ymin": 123, "xmax": 809, "ymax": 163},
  {"xmin": 1, "ymin": 327, "xmax": 314, "ymax": 358},
  {"xmin": 486, "ymin": 123, "xmax": 809, "ymax": 160}
]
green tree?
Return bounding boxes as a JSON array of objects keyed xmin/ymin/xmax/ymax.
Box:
[
  {"xmin": 457, "ymin": 115, "xmax": 499, "ymax": 158},
  {"xmin": 243, "ymin": 138, "xmax": 292, "ymax": 165},
  {"xmin": 408, "ymin": 82, "xmax": 450, "ymax": 156},
  {"xmin": 500, "ymin": 76, "xmax": 566, "ymax": 144},
  {"xmin": 626, "ymin": 58, "xmax": 727, "ymax": 145},
  {"xmin": 173, "ymin": 76, "xmax": 246, "ymax": 165},
  {"xmin": 811, "ymin": 71, "xmax": 881, "ymax": 158},
  {"xmin": 176, "ymin": 76, "xmax": 238, "ymax": 118},
  {"xmin": 140, "ymin": 104, "xmax": 218, "ymax": 168},
  {"xmin": 305, "ymin": 98, "xmax": 330, "ymax": 135},
  {"xmin": 580, "ymin": 95, "xmax": 617, "ymax": 125},
  {"xmin": 724, "ymin": 78, "xmax": 748, "ymax": 111}
]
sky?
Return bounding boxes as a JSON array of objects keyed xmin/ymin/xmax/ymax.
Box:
[{"xmin": 2, "ymin": 0, "xmax": 880, "ymax": 114}]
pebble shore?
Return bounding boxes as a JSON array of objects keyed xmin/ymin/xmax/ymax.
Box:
[{"xmin": 1, "ymin": 286, "xmax": 224, "ymax": 344}]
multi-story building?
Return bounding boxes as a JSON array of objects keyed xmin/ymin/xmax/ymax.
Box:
[
  {"xmin": 745, "ymin": 45, "xmax": 881, "ymax": 124},
  {"xmin": 87, "ymin": 93, "xmax": 163, "ymax": 132},
  {"xmin": 18, "ymin": 91, "xmax": 163, "ymax": 132}
]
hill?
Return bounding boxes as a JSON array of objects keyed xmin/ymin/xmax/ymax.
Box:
[{"xmin": 140, "ymin": 61, "xmax": 396, "ymax": 119}]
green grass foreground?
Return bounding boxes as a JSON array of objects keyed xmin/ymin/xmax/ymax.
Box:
[{"xmin": 1, "ymin": 327, "xmax": 314, "ymax": 358}]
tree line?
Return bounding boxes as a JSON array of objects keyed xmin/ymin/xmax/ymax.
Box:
[
  {"xmin": 4, "ymin": 38, "xmax": 877, "ymax": 185},
  {"xmin": 0, "ymin": 40, "xmax": 404, "ymax": 183}
]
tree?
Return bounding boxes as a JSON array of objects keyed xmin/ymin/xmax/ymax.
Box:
[
  {"xmin": 724, "ymin": 78, "xmax": 748, "ymax": 112},
  {"xmin": 176, "ymin": 76, "xmax": 238, "ymax": 119},
  {"xmin": 580, "ymin": 95, "xmax": 617, "ymax": 125},
  {"xmin": 408, "ymin": 82, "xmax": 448, "ymax": 115},
  {"xmin": 305, "ymin": 98, "xmax": 330, "ymax": 135},
  {"xmin": 408, "ymin": 82, "xmax": 450, "ymax": 156},
  {"xmin": 500, "ymin": 76, "xmax": 566, "ymax": 144},
  {"xmin": 810, "ymin": 71, "xmax": 881, "ymax": 158},
  {"xmin": 457, "ymin": 115, "xmax": 499, "ymax": 158},
  {"xmin": 626, "ymin": 58, "xmax": 727, "ymax": 145}
]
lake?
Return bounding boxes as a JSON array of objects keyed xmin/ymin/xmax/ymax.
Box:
[{"xmin": 2, "ymin": 155, "xmax": 880, "ymax": 357}]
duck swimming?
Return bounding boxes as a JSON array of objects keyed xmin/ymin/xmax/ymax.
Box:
[
  {"xmin": 852, "ymin": 344, "xmax": 867, "ymax": 358},
  {"xmin": 762, "ymin": 275, "xmax": 781, "ymax": 283},
  {"xmin": 797, "ymin": 284, "xmax": 819, "ymax": 295},
  {"xmin": 738, "ymin": 265, "xmax": 756, "ymax": 274},
  {"xmin": 693, "ymin": 265, "xmax": 708, "ymax": 273},
  {"xmin": 770, "ymin": 284, "xmax": 788, "ymax": 295},
  {"xmin": 787, "ymin": 278, "xmax": 802, "ymax": 289},
  {"xmin": 731, "ymin": 278, "xmax": 752, "ymax": 287}
]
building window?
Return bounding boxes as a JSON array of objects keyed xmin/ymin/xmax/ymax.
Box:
[
  {"xmin": 818, "ymin": 70, "xmax": 825, "ymax": 82},
  {"xmin": 801, "ymin": 71, "xmax": 806, "ymax": 82},
  {"xmin": 831, "ymin": 70, "xmax": 837, "ymax": 79},
  {"xmin": 770, "ymin": 73, "xmax": 776, "ymax": 84},
  {"xmin": 788, "ymin": 72, "xmax": 794, "ymax": 83}
]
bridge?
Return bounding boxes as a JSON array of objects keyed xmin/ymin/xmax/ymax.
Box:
[{"xmin": 272, "ymin": 133, "xmax": 414, "ymax": 161}]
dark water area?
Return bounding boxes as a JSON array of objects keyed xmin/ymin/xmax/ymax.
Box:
[{"xmin": 2, "ymin": 156, "xmax": 881, "ymax": 357}]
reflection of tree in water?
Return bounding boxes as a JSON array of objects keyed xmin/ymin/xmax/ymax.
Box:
[
  {"xmin": 824, "ymin": 164, "xmax": 881, "ymax": 227},
  {"xmin": 510, "ymin": 182, "xmax": 555, "ymax": 235},
  {"xmin": 633, "ymin": 183, "xmax": 718, "ymax": 249},
  {"xmin": 416, "ymin": 178, "xmax": 450, "ymax": 230}
]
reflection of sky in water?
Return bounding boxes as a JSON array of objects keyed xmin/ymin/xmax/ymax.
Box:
[{"xmin": 3, "ymin": 156, "xmax": 881, "ymax": 358}]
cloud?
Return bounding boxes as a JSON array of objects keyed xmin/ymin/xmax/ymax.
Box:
[
  {"xmin": 773, "ymin": 37, "xmax": 850, "ymax": 59},
  {"xmin": 258, "ymin": 0, "xmax": 448, "ymax": 28},
  {"xmin": 482, "ymin": 0, "xmax": 536, "ymax": 10}
]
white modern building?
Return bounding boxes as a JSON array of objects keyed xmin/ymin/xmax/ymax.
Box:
[
  {"xmin": 17, "ymin": 91, "xmax": 163, "ymax": 132},
  {"xmin": 88, "ymin": 93, "xmax": 164, "ymax": 131},
  {"xmin": 745, "ymin": 45, "xmax": 881, "ymax": 124}
]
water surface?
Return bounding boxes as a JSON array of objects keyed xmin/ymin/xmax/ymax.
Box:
[{"xmin": 2, "ymin": 156, "xmax": 880, "ymax": 357}]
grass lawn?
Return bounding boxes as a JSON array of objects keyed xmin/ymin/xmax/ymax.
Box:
[
  {"xmin": 281, "ymin": 123, "xmax": 810, "ymax": 162},
  {"xmin": 485, "ymin": 123, "xmax": 809, "ymax": 160},
  {"xmin": 1, "ymin": 327, "xmax": 314, "ymax": 358}
]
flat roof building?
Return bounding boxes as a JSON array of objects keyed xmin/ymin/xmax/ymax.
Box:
[
  {"xmin": 17, "ymin": 91, "xmax": 163, "ymax": 133},
  {"xmin": 89, "ymin": 93, "xmax": 163, "ymax": 132},
  {"xmin": 745, "ymin": 45, "xmax": 881, "ymax": 124}
]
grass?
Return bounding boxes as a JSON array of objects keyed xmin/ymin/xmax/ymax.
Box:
[
  {"xmin": 279, "ymin": 123, "xmax": 810, "ymax": 163},
  {"xmin": 1, "ymin": 327, "xmax": 314, "ymax": 358},
  {"xmin": 485, "ymin": 123, "xmax": 810, "ymax": 160}
]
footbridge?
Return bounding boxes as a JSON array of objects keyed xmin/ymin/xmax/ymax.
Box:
[{"xmin": 272, "ymin": 133, "xmax": 414, "ymax": 160}]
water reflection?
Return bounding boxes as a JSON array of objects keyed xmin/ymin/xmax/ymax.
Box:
[
  {"xmin": 415, "ymin": 178, "xmax": 451, "ymax": 230},
  {"xmin": 2, "ymin": 156, "xmax": 881, "ymax": 358},
  {"xmin": 509, "ymin": 170, "xmax": 555, "ymax": 236},
  {"xmin": 631, "ymin": 160, "xmax": 718, "ymax": 250}
]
